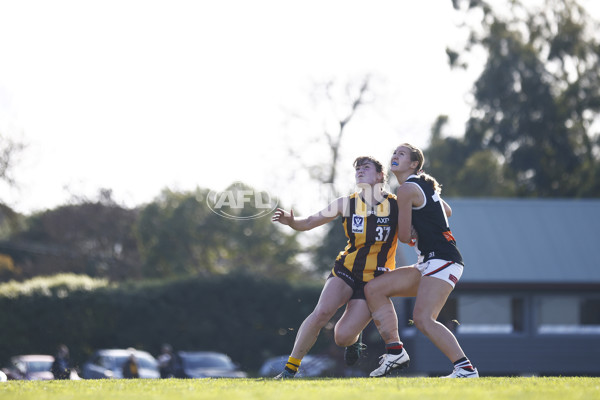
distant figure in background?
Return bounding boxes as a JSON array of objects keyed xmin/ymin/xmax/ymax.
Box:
[
  {"xmin": 158, "ymin": 344, "xmax": 177, "ymax": 378},
  {"xmin": 51, "ymin": 344, "xmax": 71, "ymax": 380},
  {"xmin": 122, "ymin": 349, "xmax": 140, "ymax": 379}
]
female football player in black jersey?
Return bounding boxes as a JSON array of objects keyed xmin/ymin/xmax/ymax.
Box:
[
  {"xmin": 271, "ymin": 156, "xmax": 399, "ymax": 378},
  {"xmin": 365, "ymin": 143, "xmax": 479, "ymax": 378}
]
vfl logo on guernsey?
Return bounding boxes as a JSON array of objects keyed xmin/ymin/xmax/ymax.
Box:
[{"xmin": 351, "ymin": 214, "xmax": 364, "ymax": 233}]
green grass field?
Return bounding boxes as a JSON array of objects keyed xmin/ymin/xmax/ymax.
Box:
[{"xmin": 1, "ymin": 377, "xmax": 598, "ymax": 400}]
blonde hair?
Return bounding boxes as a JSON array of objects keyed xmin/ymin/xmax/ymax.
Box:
[{"xmin": 400, "ymin": 143, "xmax": 442, "ymax": 193}]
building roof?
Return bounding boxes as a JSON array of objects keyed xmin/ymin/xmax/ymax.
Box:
[{"xmin": 396, "ymin": 198, "xmax": 600, "ymax": 284}]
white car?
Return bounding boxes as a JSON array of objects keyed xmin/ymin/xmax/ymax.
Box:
[
  {"xmin": 81, "ymin": 349, "xmax": 160, "ymax": 379},
  {"xmin": 3, "ymin": 355, "xmax": 55, "ymax": 380}
]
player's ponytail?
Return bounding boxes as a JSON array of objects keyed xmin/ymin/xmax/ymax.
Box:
[{"xmin": 399, "ymin": 143, "xmax": 442, "ymax": 193}]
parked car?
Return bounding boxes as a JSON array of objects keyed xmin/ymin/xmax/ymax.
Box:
[
  {"xmin": 175, "ymin": 351, "xmax": 247, "ymax": 378},
  {"xmin": 2, "ymin": 355, "xmax": 55, "ymax": 380},
  {"xmin": 259, "ymin": 355, "xmax": 337, "ymax": 377},
  {"xmin": 81, "ymin": 349, "xmax": 160, "ymax": 379}
]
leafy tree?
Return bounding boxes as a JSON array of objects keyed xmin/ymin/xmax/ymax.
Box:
[
  {"xmin": 424, "ymin": 116, "xmax": 470, "ymax": 196},
  {"xmin": 135, "ymin": 184, "xmax": 305, "ymax": 280},
  {"xmin": 0, "ymin": 252, "xmax": 18, "ymax": 282},
  {"xmin": 134, "ymin": 188, "xmax": 218, "ymax": 278},
  {"xmin": 425, "ymin": 116, "xmax": 516, "ymax": 197},
  {"xmin": 455, "ymin": 150, "xmax": 517, "ymax": 196},
  {"xmin": 6, "ymin": 190, "xmax": 141, "ymax": 281},
  {"xmin": 0, "ymin": 133, "xmax": 26, "ymax": 279},
  {"xmin": 445, "ymin": 0, "xmax": 600, "ymax": 197}
]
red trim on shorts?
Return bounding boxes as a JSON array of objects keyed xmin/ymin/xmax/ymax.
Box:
[{"xmin": 424, "ymin": 261, "xmax": 454, "ymax": 276}]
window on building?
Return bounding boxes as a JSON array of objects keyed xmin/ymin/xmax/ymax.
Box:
[
  {"xmin": 399, "ymin": 295, "xmax": 525, "ymax": 334},
  {"xmin": 455, "ymin": 295, "xmax": 523, "ymax": 334},
  {"xmin": 582, "ymin": 299, "xmax": 600, "ymax": 325},
  {"xmin": 511, "ymin": 297, "xmax": 525, "ymax": 332},
  {"xmin": 536, "ymin": 296, "xmax": 600, "ymax": 334},
  {"xmin": 438, "ymin": 297, "xmax": 459, "ymax": 332},
  {"xmin": 398, "ymin": 297, "xmax": 461, "ymax": 333}
]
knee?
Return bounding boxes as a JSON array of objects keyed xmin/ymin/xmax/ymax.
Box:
[
  {"xmin": 412, "ymin": 312, "xmax": 434, "ymax": 334},
  {"xmin": 365, "ymin": 279, "xmax": 390, "ymax": 303},
  {"xmin": 310, "ymin": 307, "xmax": 334, "ymax": 327},
  {"xmin": 364, "ymin": 281, "xmax": 377, "ymax": 301},
  {"xmin": 333, "ymin": 330, "xmax": 356, "ymax": 347}
]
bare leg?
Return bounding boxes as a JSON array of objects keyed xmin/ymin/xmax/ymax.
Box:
[
  {"xmin": 334, "ymin": 299, "xmax": 372, "ymax": 347},
  {"xmin": 365, "ymin": 267, "xmax": 421, "ymax": 344},
  {"xmin": 289, "ymin": 277, "xmax": 353, "ymax": 359},
  {"xmin": 412, "ymin": 276, "xmax": 465, "ymax": 362}
]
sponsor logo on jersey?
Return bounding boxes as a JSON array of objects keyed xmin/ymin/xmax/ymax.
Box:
[
  {"xmin": 449, "ymin": 274, "xmax": 458, "ymax": 284},
  {"xmin": 442, "ymin": 230, "xmax": 456, "ymax": 242},
  {"xmin": 352, "ymin": 214, "xmax": 364, "ymax": 233},
  {"xmin": 336, "ymin": 270, "xmax": 354, "ymax": 282},
  {"xmin": 377, "ymin": 217, "xmax": 390, "ymax": 224}
]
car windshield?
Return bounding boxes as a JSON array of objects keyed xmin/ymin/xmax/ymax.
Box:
[
  {"xmin": 25, "ymin": 361, "xmax": 53, "ymax": 373},
  {"xmin": 181, "ymin": 354, "xmax": 233, "ymax": 369}
]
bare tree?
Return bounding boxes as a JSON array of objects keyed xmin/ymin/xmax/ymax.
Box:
[
  {"xmin": 322, "ymin": 76, "xmax": 371, "ymax": 186},
  {"xmin": 279, "ymin": 75, "xmax": 374, "ymax": 276},
  {"xmin": 283, "ymin": 75, "xmax": 373, "ymax": 193},
  {"xmin": 0, "ymin": 134, "xmax": 24, "ymax": 187}
]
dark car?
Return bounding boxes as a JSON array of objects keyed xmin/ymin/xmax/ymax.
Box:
[
  {"xmin": 259, "ymin": 355, "xmax": 337, "ymax": 377},
  {"xmin": 175, "ymin": 351, "xmax": 247, "ymax": 378},
  {"xmin": 3, "ymin": 355, "xmax": 55, "ymax": 381},
  {"xmin": 81, "ymin": 349, "xmax": 160, "ymax": 379}
]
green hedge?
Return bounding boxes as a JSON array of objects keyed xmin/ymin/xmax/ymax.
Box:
[{"xmin": 0, "ymin": 274, "xmax": 328, "ymax": 375}]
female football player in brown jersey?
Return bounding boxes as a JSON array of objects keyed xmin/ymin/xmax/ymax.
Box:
[
  {"xmin": 365, "ymin": 143, "xmax": 478, "ymax": 378},
  {"xmin": 272, "ymin": 155, "xmax": 398, "ymax": 378}
]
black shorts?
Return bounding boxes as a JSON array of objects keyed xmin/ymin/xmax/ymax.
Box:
[{"xmin": 328, "ymin": 262, "xmax": 366, "ymax": 300}]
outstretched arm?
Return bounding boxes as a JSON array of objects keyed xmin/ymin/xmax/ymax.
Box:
[{"xmin": 272, "ymin": 197, "xmax": 345, "ymax": 231}]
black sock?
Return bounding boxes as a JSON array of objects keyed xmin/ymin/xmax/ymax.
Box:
[{"xmin": 453, "ymin": 357, "xmax": 475, "ymax": 372}]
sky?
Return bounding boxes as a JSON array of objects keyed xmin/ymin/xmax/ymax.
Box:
[{"xmin": 1, "ymin": 0, "xmax": 599, "ymax": 216}]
